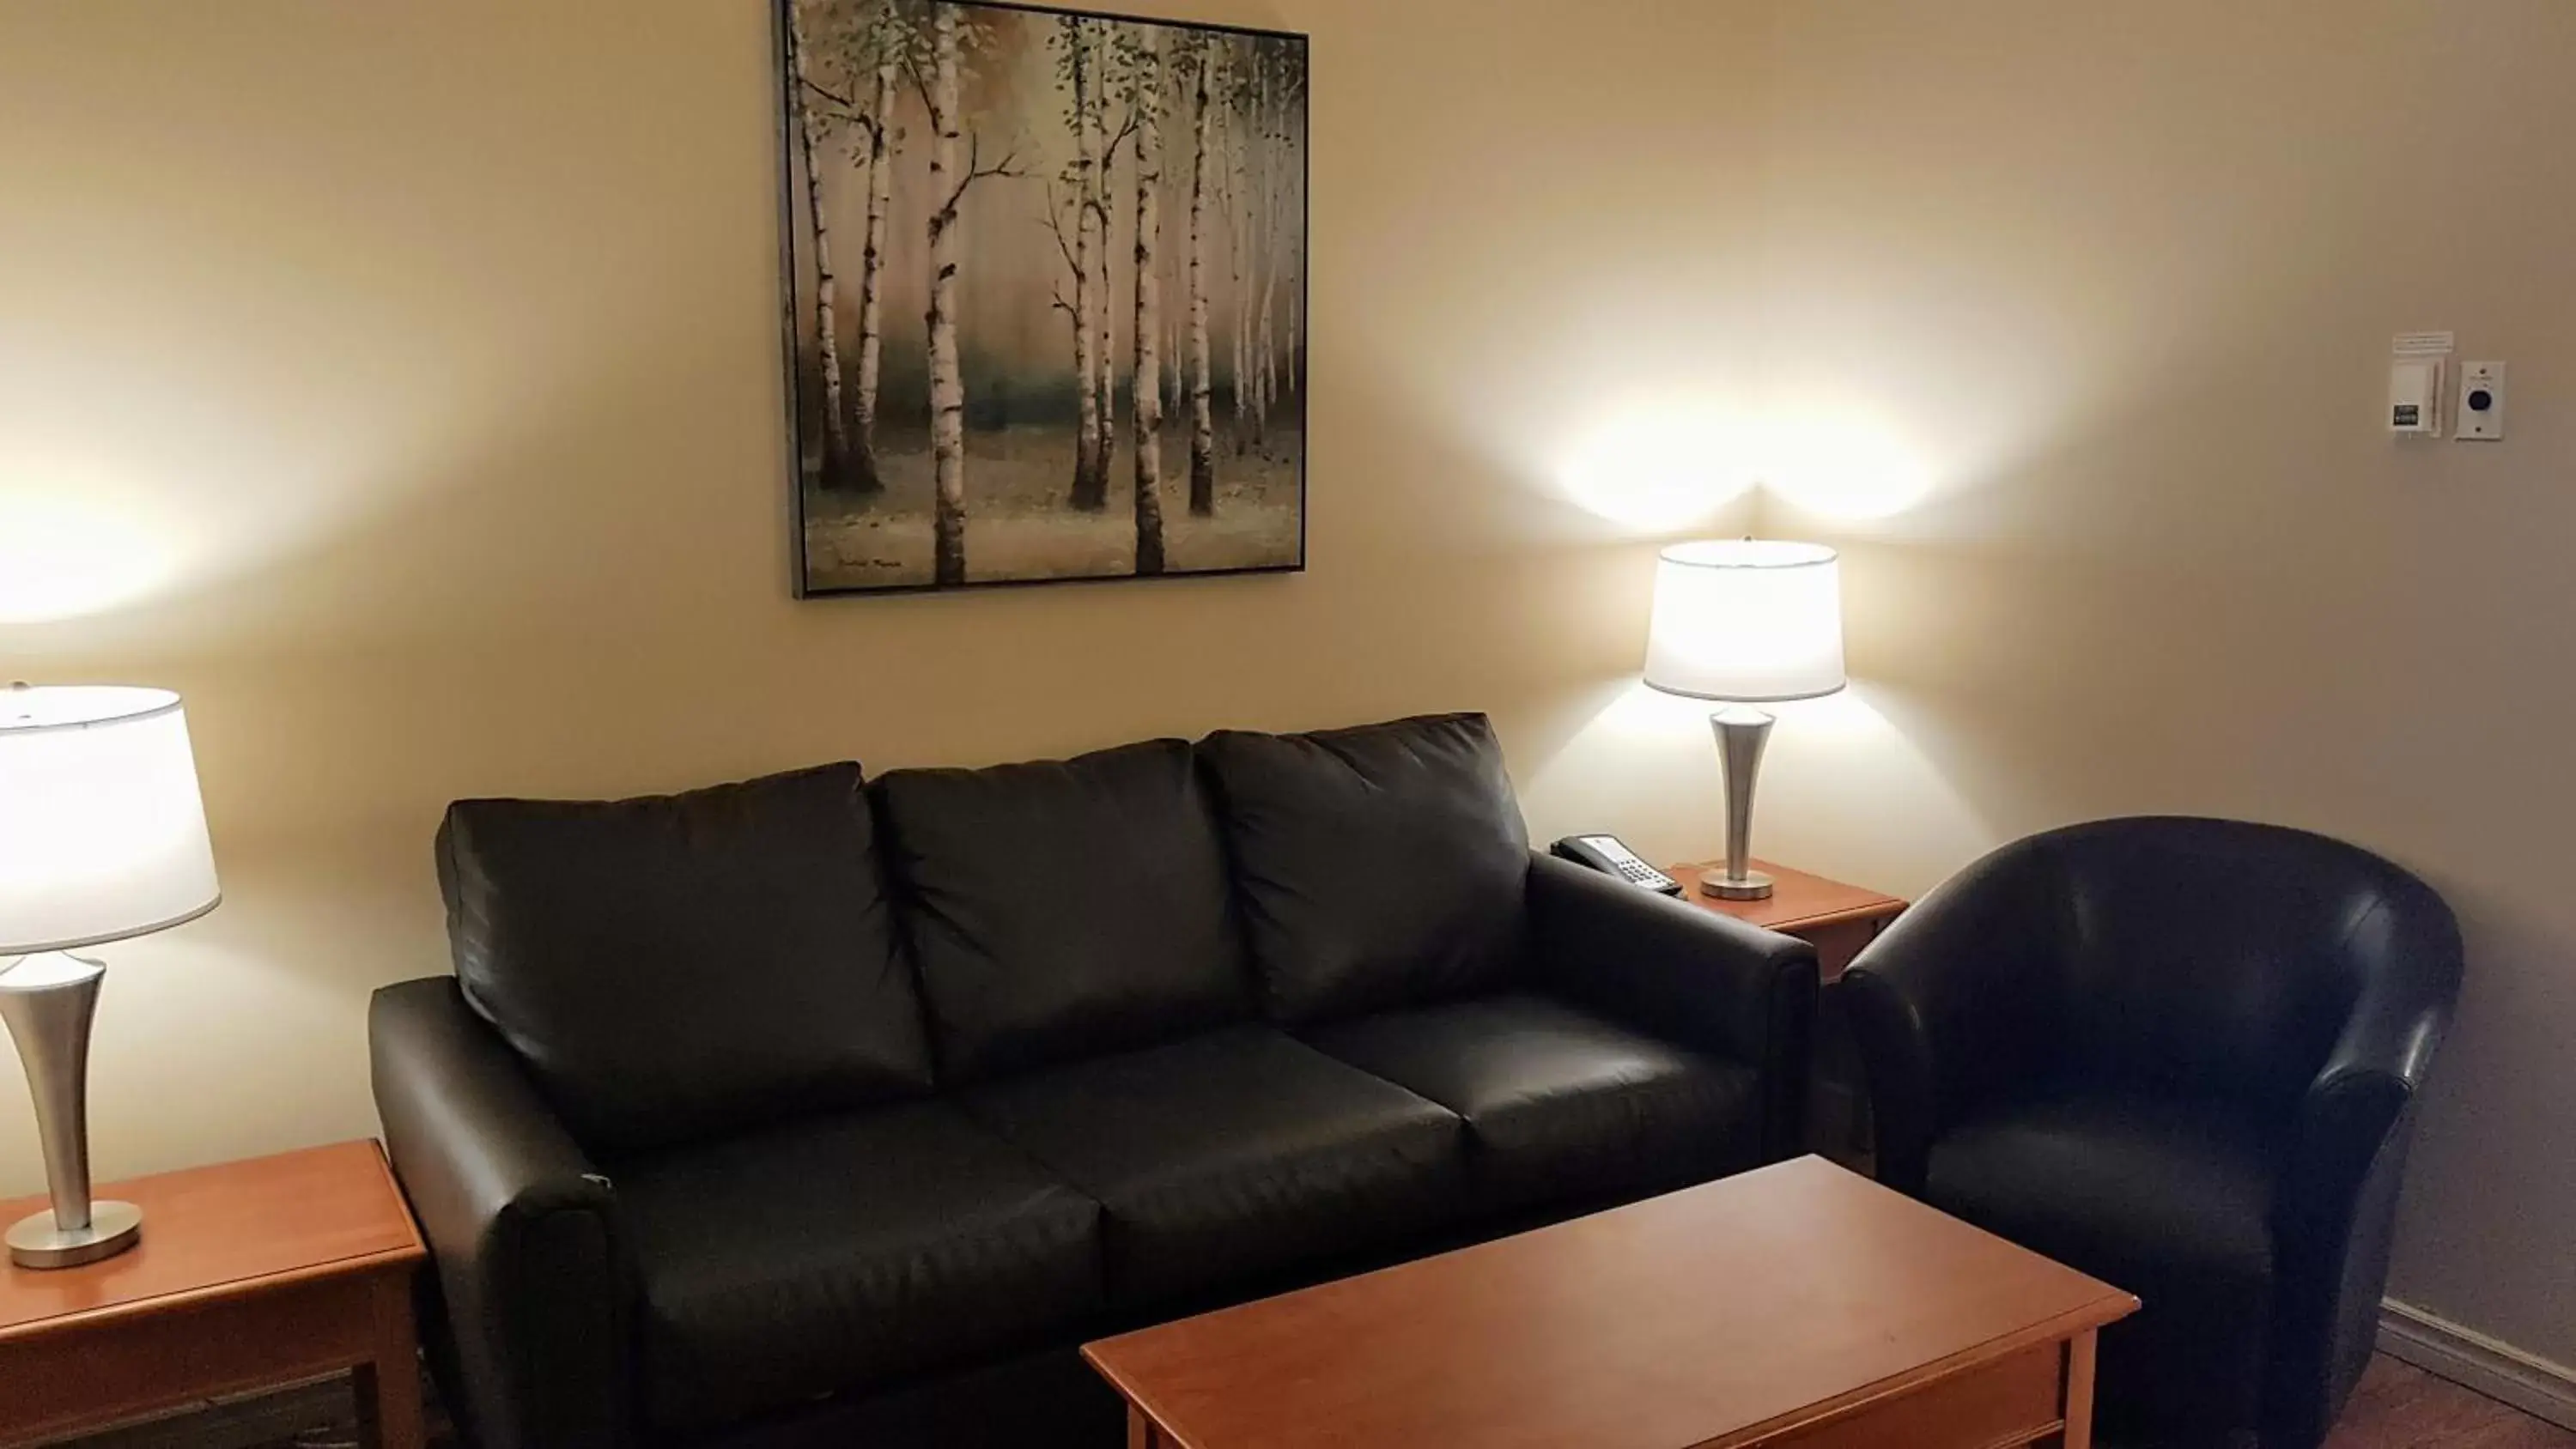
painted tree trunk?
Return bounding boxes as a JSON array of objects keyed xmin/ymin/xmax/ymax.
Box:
[
  {"xmin": 1097, "ymin": 251, "xmax": 1115, "ymax": 481},
  {"xmin": 1233, "ymin": 280, "xmax": 1251, "ymax": 453},
  {"xmin": 789, "ymin": 4, "xmax": 858, "ymax": 493},
  {"xmin": 1131, "ymin": 33, "xmax": 1166, "ymax": 576},
  {"xmin": 1187, "ymin": 43, "xmax": 1218, "ymax": 518},
  {"xmin": 1253, "ymin": 65, "xmax": 1277, "ymax": 443},
  {"xmin": 1167, "ymin": 295, "xmax": 1182, "ymax": 418},
  {"xmin": 851, "ymin": 56, "xmax": 896, "ymax": 493},
  {"xmin": 1285, "ymin": 285, "xmax": 1298, "ymax": 396},
  {"xmin": 1255, "ymin": 61, "xmax": 1279, "ymax": 433},
  {"xmin": 1094, "ymin": 91, "xmax": 1116, "ymax": 491},
  {"xmin": 1258, "ymin": 275, "xmax": 1278, "ymax": 421},
  {"xmin": 1165, "ymin": 132, "xmax": 1183, "ymax": 427},
  {"xmin": 1230, "ymin": 91, "xmax": 1254, "ymax": 455},
  {"xmin": 927, "ymin": 5, "xmax": 967, "ymax": 585},
  {"xmin": 1068, "ymin": 20, "xmax": 1105, "ymax": 511}
]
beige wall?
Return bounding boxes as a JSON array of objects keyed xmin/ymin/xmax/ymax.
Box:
[
  {"xmin": 0, "ymin": 0, "xmax": 1763, "ymax": 1195},
  {"xmin": 1748, "ymin": 0, "xmax": 2576, "ymax": 1370},
  {"xmin": 5, "ymin": 0, "xmax": 2572, "ymax": 1379}
]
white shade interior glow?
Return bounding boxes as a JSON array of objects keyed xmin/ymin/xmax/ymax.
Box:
[
  {"xmin": 1642, "ymin": 540, "xmax": 1848, "ymax": 702},
  {"xmin": 0, "ymin": 685, "xmax": 221, "ymax": 955}
]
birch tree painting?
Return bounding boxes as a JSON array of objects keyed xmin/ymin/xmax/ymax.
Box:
[{"xmin": 781, "ymin": 0, "xmax": 1308, "ymax": 595}]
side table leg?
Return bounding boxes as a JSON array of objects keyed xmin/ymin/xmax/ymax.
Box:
[
  {"xmin": 1127, "ymin": 1402, "xmax": 1168, "ymax": 1449},
  {"xmin": 2060, "ymin": 1329, "xmax": 2099, "ymax": 1449},
  {"xmin": 355, "ymin": 1270, "xmax": 426, "ymax": 1449}
]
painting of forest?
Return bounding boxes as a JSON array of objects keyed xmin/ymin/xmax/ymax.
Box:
[{"xmin": 781, "ymin": 0, "xmax": 1307, "ymax": 594}]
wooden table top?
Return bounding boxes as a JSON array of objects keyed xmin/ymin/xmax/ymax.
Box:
[
  {"xmin": 0, "ymin": 1141, "xmax": 422, "ymax": 1340},
  {"xmin": 1668, "ymin": 858, "xmax": 1907, "ymax": 936},
  {"xmin": 1084, "ymin": 1156, "xmax": 2136, "ymax": 1449}
]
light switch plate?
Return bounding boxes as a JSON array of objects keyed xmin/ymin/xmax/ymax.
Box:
[{"xmin": 2458, "ymin": 361, "xmax": 2505, "ymax": 441}]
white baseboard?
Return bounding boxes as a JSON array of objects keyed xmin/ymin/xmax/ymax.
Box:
[{"xmin": 2379, "ymin": 1298, "xmax": 2576, "ymax": 1431}]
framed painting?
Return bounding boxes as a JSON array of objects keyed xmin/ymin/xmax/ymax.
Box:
[{"xmin": 777, "ymin": 0, "xmax": 1309, "ymax": 595}]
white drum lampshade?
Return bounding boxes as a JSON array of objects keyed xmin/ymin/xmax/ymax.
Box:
[
  {"xmin": 1643, "ymin": 540, "xmax": 1846, "ymax": 704},
  {"xmin": 1639, "ymin": 542, "xmax": 1845, "ymax": 901},
  {"xmin": 1, "ymin": 685, "xmax": 221, "ymax": 954},
  {"xmin": 0, "ymin": 683, "xmax": 221, "ymax": 1268}
]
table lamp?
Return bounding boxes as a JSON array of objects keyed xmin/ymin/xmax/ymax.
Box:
[
  {"xmin": 1643, "ymin": 540, "xmax": 1846, "ymax": 900},
  {"xmin": 0, "ymin": 683, "xmax": 220, "ymax": 1268}
]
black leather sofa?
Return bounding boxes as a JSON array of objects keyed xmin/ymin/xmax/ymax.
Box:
[
  {"xmin": 372, "ymin": 713, "xmax": 1820, "ymax": 1448},
  {"xmin": 1843, "ymin": 817, "xmax": 2463, "ymax": 1449}
]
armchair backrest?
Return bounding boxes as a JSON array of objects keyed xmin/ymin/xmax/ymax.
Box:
[{"xmin": 2032, "ymin": 817, "xmax": 2451, "ymax": 1119}]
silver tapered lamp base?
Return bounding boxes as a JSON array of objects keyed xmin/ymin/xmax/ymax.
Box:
[
  {"xmin": 7, "ymin": 1199, "xmax": 140, "ymax": 1269},
  {"xmin": 1700, "ymin": 706, "xmax": 1777, "ymax": 901},
  {"xmin": 1701, "ymin": 870, "xmax": 1777, "ymax": 901},
  {"xmin": 0, "ymin": 952, "xmax": 142, "ymax": 1270}
]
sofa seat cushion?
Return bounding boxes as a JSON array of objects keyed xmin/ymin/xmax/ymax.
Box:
[
  {"xmin": 873, "ymin": 739, "xmax": 1252, "ymax": 1082},
  {"xmin": 1305, "ymin": 992, "xmax": 1762, "ymax": 1216},
  {"xmin": 963, "ymin": 1025, "xmax": 1464, "ymax": 1309},
  {"xmin": 1925, "ymin": 1094, "xmax": 2278, "ymax": 1439},
  {"xmin": 436, "ymin": 763, "xmax": 931, "ymax": 1155},
  {"xmin": 1196, "ymin": 713, "xmax": 1532, "ymax": 1026},
  {"xmin": 614, "ymin": 1100, "xmax": 1103, "ymax": 1438}
]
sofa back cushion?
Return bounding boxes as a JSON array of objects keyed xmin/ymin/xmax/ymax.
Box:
[
  {"xmin": 436, "ymin": 763, "xmax": 932, "ymax": 1155},
  {"xmin": 1198, "ymin": 712, "xmax": 1530, "ymax": 1026},
  {"xmin": 872, "ymin": 739, "xmax": 1252, "ymax": 1081}
]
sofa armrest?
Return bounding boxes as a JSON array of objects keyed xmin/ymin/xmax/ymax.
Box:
[
  {"xmin": 371, "ymin": 977, "xmax": 633, "ymax": 1449},
  {"xmin": 1840, "ymin": 840, "xmax": 2063, "ymax": 1195},
  {"xmin": 1524, "ymin": 852, "xmax": 1819, "ymax": 1161}
]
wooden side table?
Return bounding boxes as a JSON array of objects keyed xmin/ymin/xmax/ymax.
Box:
[
  {"xmin": 1668, "ymin": 858, "xmax": 1907, "ymax": 980},
  {"xmin": 1670, "ymin": 858, "xmax": 1908, "ymax": 1161},
  {"xmin": 0, "ymin": 1140, "xmax": 426, "ymax": 1449}
]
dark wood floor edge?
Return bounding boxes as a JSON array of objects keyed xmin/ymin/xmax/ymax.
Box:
[{"xmin": 2379, "ymin": 1299, "xmax": 2576, "ymax": 1433}]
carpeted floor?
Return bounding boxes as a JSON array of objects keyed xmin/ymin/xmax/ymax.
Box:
[{"xmin": 52, "ymin": 1353, "xmax": 2576, "ymax": 1448}]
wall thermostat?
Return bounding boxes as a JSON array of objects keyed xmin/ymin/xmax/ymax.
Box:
[
  {"xmin": 2389, "ymin": 356, "xmax": 2444, "ymax": 436},
  {"xmin": 2389, "ymin": 330, "xmax": 2453, "ymax": 438}
]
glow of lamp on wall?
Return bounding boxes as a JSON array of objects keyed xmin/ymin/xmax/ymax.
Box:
[
  {"xmin": 0, "ymin": 492, "xmax": 174, "ymax": 624},
  {"xmin": 1559, "ymin": 407, "xmax": 1758, "ymax": 531}
]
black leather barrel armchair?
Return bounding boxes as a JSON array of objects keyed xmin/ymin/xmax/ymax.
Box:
[
  {"xmin": 372, "ymin": 713, "xmax": 1818, "ymax": 1448},
  {"xmin": 1843, "ymin": 817, "xmax": 2462, "ymax": 1449}
]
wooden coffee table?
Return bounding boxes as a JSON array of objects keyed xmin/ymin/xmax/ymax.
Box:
[{"xmin": 1084, "ymin": 1156, "xmax": 2136, "ymax": 1449}]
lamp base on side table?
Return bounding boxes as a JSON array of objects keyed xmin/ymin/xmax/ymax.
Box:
[
  {"xmin": 1698, "ymin": 870, "xmax": 1776, "ymax": 901},
  {"xmin": 1704, "ymin": 706, "xmax": 1779, "ymax": 900},
  {"xmin": 2, "ymin": 950, "xmax": 145, "ymax": 1270},
  {"xmin": 8, "ymin": 1199, "xmax": 141, "ymax": 1270}
]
